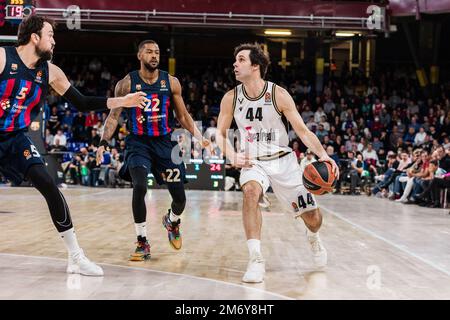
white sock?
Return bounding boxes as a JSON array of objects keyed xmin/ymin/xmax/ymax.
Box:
[
  {"xmin": 60, "ymin": 228, "xmax": 81, "ymax": 256},
  {"xmin": 169, "ymin": 209, "xmax": 180, "ymax": 223},
  {"xmin": 247, "ymin": 239, "xmax": 261, "ymax": 255},
  {"xmin": 306, "ymin": 227, "xmax": 320, "ymax": 238},
  {"xmin": 134, "ymin": 222, "xmax": 147, "ymax": 238}
]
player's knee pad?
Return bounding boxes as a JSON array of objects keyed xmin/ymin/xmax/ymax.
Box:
[
  {"xmin": 169, "ymin": 186, "xmax": 186, "ymax": 215},
  {"xmin": 39, "ymin": 173, "xmax": 56, "ymax": 191},
  {"xmin": 27, "ymin": 164, "xmax": 57, "ymax": 192},
  {"xmin": 133, "ymin": 180, "xmax": 147, "ymax": 198},
  {"xmin": 130, "ymin": 166, "xmax": 148, "ymax": 197}
]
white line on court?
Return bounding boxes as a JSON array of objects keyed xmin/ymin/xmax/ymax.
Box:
[
  {"xmin": 0, "ymin": 252, "xmax": 293, "ymax": 300},
  {"xmin": 320, "ymin": 204, "xmax": 450, "ymax": 278}
]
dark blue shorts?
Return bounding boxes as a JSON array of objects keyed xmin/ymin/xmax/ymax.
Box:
[
  {"xmin": 119, "ymin": 134, "xmax": 186, "ymax": 186},
  {"xmin": 0, "ymin": 131, "xmax": 45, "ymax": 184}
]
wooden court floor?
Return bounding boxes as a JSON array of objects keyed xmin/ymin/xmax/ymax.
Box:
[{"xmin": 0, "ymin": 185, "xmax": 449, "ymax": 299}]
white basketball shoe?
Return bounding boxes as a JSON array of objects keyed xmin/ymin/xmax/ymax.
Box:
[
  {"xmin": 242, "ymin": 251, "xmax": 265, "ymax": 283},
  {"xmin": 67, "ymin": 249, "xmax": 104, "ymax": 276},
  {"xmin": 307, "ymin": 231, "xmax": 327, "ymax": 268}
]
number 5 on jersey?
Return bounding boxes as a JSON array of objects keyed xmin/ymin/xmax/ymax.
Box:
[
  {"xmin": 16, "ymin": 87, "xmax": 29, "ymax": 100},
  {"xmin": 30, "ymin": 145, "xmax": 41, "ymax": 157}
]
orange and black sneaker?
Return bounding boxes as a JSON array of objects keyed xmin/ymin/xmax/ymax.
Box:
[
  {"xmin": 129, "ymin": 236, "xmax": 151, "ymax": 261},
  {"xmin": 162, "ymin": 211, "xmax": 182, "ymax": 250}
]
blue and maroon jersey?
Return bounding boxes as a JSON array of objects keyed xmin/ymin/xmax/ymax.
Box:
[
  {"xmin": 0, "ymin": 46, "xmax": 48, "ymax": 133},
  {"xmin": 126, "ymin": 70, "xmax": 175, "ymax": 137}
]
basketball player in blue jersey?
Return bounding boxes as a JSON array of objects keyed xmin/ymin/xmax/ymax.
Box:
[
  {"xmin": 0, "ymin": 15, "xmax": 149, "ymax": 276},
  {"xmin": 97, "ymin": 40, "xmax": 208, "ymax": 261}
]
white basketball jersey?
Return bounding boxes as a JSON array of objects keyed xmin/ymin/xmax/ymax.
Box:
[{"xmin": 233, "ymin": 81, "xmax": 291, "ymax": 159}]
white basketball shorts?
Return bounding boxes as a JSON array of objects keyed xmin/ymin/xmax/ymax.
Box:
[{"xmin": 239, "ymin": 152, "xmax": 318, "ymax": 214}]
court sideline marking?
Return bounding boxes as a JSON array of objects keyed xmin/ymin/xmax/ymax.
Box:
[
  {"xmin": 0, "ymin": 252, "xmax": 293, "ymax": 300},
  {"xmin": 320, "ymin": 204, "xmax": 450, "ymax": 278}
]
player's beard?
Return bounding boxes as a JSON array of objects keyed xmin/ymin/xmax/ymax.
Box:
[
  {"xmin": 143, "ymin": 61, "xmax": 159, "ymax": 72},
  {"xmin": 36, "ymin": 46, "xmax": 53, "ymax": 61}
]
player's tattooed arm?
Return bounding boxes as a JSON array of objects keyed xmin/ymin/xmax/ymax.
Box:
[
  {"xmin": 96, "ymin": 75, "xmax": 130, "ymax": 165},
  {"xmin": 101, "ymin": 75, "xmax": 130, "ymax": 142}
]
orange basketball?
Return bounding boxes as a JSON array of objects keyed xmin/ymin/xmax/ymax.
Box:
[{"xmin": 302, "ymin": 161, "xmax": 337, "ymax": 195}]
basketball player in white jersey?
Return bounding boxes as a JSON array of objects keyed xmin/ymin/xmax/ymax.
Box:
[{"xmin": 216, "ymin": 43, "xmax": 339, "ymax": 283}]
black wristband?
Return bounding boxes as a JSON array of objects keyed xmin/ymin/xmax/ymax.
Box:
[{"xmin": 99, "ymin": 140, "xmax": 109, "ymax": 149}]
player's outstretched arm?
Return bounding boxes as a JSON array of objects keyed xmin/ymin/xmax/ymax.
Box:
[
  {"xmin": 48, "ymin": 62, "xmax": 149, "ymax": 111},
  {"xmin": 216, "ymin": 89, "xmax": 252, "ymax": 168},
  {"xmin": 96, "ymin": 76, "xmax": 129, "ymax": 165},
  {"xmin": 170, "ymin": 75, "xmax": 209, "ymax": 147},
  {"xmin": 276, "ymin": 85, "xmax": 339, "ymax": 179}
]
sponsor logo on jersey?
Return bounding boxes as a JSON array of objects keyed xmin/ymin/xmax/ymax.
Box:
[
  {"xmin": 10, "ymin": 104, "xmax": 27, "ymax": 112},
  {"xmin": 0, "ymin": 99, "xmax": 10, "ymax": 110},
  {"xmin": 35, "ymin": 70, "xmax": 43, "ymax": 83},
  {"xmin": 244, "ymin": 126, "xmax": 255, "ymax": 142},
  {"xmin": 244, "ymin": 126, "xmax": 276, "ymax": 143},
  {"xmin": 147, "ymin": 114, "xmax": 166, "ymax": 122},
  {"xmin": 23, "ymin": 150, "xmax": 32, "ymax": 160},
  {"xmin": 137, "ymin": 115, "xmax": 145, "ymax": 124}
]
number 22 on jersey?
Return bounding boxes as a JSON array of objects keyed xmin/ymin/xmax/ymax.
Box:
[{"xmin": 144, "ymin": 97, "xmax": 160, "ymax": 113}]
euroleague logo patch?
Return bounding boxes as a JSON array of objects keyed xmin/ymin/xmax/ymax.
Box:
[
  {"xmin": 160, "ymin": 79, "xmax": 169, "ymax": 91},
  {"xmin": 23, "ymin": 149, "xmax": 32, "ymax": 160},
  {"xmin": 35, "ymin": 70, "xmax": 43, "ymax": 83}
]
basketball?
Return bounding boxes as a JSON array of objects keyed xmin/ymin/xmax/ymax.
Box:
[{"xmin": 302, "ymin": 161, "xmax": 337, "ymax": 195}]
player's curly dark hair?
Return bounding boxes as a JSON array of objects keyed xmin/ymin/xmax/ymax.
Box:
[
  {"xmin": 17, "ymin": 15, "xmax": 56, "ymax": 46},
  {"xmin": 234, "ymin": 43, "xmax": 270, "ymax": 78}
]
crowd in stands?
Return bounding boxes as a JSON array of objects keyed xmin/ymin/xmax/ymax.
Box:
[{"xmin": 2, "ymin": 54, "xmax": 448, "ymax": 209}]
